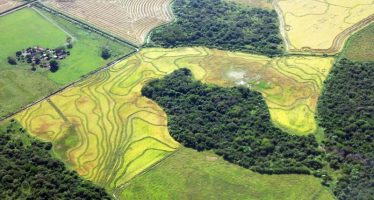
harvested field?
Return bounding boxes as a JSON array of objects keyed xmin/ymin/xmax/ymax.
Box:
[
  {"xmin": 43, "ymin": 0, "xmax": 174, "ymax": 45},
  {"xmin": 274, "ymin": 0, "xmax": 374, "ymax": 54},
  {"xmin": 0, "ymin": 0, "xmax": 21, "ymax": 13}
]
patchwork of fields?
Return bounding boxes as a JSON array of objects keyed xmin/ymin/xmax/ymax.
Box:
[
  {"xmin": 43, "ymin": 0, "xmax": 174, "ymax": 45},
  {"xmin": 0, "ymin": 8, "xmax": 134, "ymax": 118},
  {"xmin": 139, "ymin": 48, "xmax": 333, "ymax": 135},
  {"xmin": 2, "ymin": 0, "xmax": 374, "ymax": 199},
  {"xmin": 16, "ymin": 47, "xmax": 333, "ymax": 198},
  {"xmin": 274, "ymin": 0, "xmax": 374, "ymax": 53}
]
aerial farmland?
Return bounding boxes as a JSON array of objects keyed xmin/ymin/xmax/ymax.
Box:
[
  {"xmin": 0, "ymin": 0, "xmax": 373, "ymax": 199},
  {"xmin": 42, "ymin": 0, "xmax": 174, "ymax": 45}
]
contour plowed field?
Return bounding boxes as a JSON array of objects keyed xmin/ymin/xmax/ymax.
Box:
[
  {"xmin": 16, "ymin": 54, "xmax": 180, "ymax": 198},
  {"xmin": 16, "ymin": 49, "xmax": 334, "ymax": 196},
  {"xmin": 274, "ymin": 0, "xmax": 374, "ymax": 53},
  {"xmin": 43, "ymin": 0, "xmax": 174, "ymax": 45}
]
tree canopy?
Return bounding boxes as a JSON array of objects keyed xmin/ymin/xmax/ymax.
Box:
[
  {"xmin": 318, "ymin": 59, "xmax": 374, "ymax": 199},
  {"xmin": 142, "ymin": 68, "xmax": 324, "ymax": 175},
  {"xmin": 0, "ymin": 120, "xmax": 111, "ymax": 200},
  {"xmin": 150, "ymin": 0, "xmax": 284, "ymax": 56}
]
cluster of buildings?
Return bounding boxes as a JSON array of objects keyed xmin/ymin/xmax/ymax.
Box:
[{"xmin": 15, "ymin": 46, "xmax": 69, "ymax": 70}]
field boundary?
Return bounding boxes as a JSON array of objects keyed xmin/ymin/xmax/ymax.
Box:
[
  {"xmin": 0, "ymin": 0, "xmax": 36, "ymax": 17},
  {"xmin": 143, "ymin": 0, "xmax": 177, "ymax": 46},
  {"xmin": 34, "ymin": 2, "xmax": 139, "ymax": 49},
  {"xmin": 0, "ymin": 49, "xmax": 138, "ymax": 122}
]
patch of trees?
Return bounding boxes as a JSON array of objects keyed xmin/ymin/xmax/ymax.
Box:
[
  {"xmin": 150, "ymin": 0, "xmax": 284, "ymax": 56},
  {"xmin": 101, "ymin": 47, "xmax": 111, "ymax": 60},
  {"xmin": 0, "ymin": 120, "xmax": 111, "ymax": 200},
  {"xmin": 318, "ymin": 59, "xmax": 374, "ymax": 200},
  {"xmin": 142, "ymin": 68, "xmax": 324, "ymax": 174}
]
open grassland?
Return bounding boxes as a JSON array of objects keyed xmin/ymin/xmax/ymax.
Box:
[
  {"xmin": 0, "ymin": 8, "xmax": 134, "ymax": 118},
  {"xmin": 275, "ymin": 0, "xmax": 374, "ymax": 53},
  {"xmin": 0, "ymin": 0, "xmax": 21, "ymax": 13},
  {"xmin": 122, "ymin": 147, "xmax": 334, "ymax": 200},
  {"xmin": 37, "ymin": 9, "xmax": 134, "ymax": 84},
  {"xmin": 342, "ymin": 23, "xmax": 374, "ymax": 62},
  {"xmin": 228, "ymin": 0, "xmax": 273, "ymax": 9},
  {"xmin": 43, "ymin": 0, "xmax": 174, "ymax": 45},
  {"xmin": 16, "ymin": 47, "xmax": 333, "ymax": 198}
]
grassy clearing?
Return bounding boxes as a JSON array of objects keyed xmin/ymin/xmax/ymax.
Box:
[
  {"xmin": 227, "ymin": 0, "xmax": 273, "ymax": 9},
  {"xmin": 0, "ymin": 8, "xmax": 134, "ymax": 118},
  {"xmin": 37, "ymin": 9, "xmax": 134, "ymax": 84},
  {"xmin": 342, "ymin": 23, "xmax": 374, "ymax": 62},
  {"xmin": 122, "ymin": 147, "xmax": 334, "ymax": 200},
  {"xmin": 276, "ymin": 0, "xmax": 374, "ymax": 51}
]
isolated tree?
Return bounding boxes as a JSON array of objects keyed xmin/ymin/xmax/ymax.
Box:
[
  {"xmin": 101, "ymin": 47, "xmax": 111, "ymax": 60},
  {"xmin": 7, "ymin": 56, "xmax": 17, "ymax": 65},
  {"xmin": 66, "ymin": 37, "xmax": 73, "ymax": 49},
  {"xmin": 49, "ymin": 60, "xmax": 59, "ymax": 73}
]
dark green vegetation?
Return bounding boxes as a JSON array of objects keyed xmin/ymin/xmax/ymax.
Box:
[
  {"xmin": 122, "ymin": 148, "xmax": 334, "ymax": 200},
  {"xmin": 0, "ymin": 120, "xmax": 111, "ymax": 199},
  {"xmin": 142, "ymin": 69, "xmax": 325, "ymax": 175},
  {"xmin": 342, "ymin": 23, "xmax": 374, "ymax": 62},
  {"xmin": 318, "ymin": 59, "xmax": 374, "ymax": 200},
  {"xmin": 150, "ymin": 0, "xmax": 283, "ymax": 56},
  {"xmin": 0, "ymin": 8, "xmax": 134, "ymax": 118}
]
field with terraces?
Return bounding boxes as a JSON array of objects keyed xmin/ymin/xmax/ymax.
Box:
[
  {"xmin": 274, "ymin": 0, "xmax": 374, "ymax": 54},
  {"xmin": 43, "ymin": 0, "xmax": 174, "ymax": 45},
  {"xmin": 15, "ymin": 47, "xmax": 334, "ymax": 198},
  {"xmin": 0, "ymin": 0, "xmax": 21, "ymax": 13}
]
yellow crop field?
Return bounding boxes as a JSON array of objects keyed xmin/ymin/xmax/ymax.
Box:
[
  {"xmin": 16, "ymin": 55, "xmax": 181, "ymax": 198},
  {"xmin": 274, "ymin": 0, "xmax": 374, "ymax": 53},
  {"xmin": 141, "ymin": 47, "xmax": 333, "ymax": 134},
  {"xmin": 16, "ymin": 47, "xmax": 333, "ymax": 198}
]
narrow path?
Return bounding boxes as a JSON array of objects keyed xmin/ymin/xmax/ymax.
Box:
[{"xmin": 272, "ymin": 0, "xmax": 291, "ymax": 51}]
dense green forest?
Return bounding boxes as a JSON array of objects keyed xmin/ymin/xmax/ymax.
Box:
[
  {"xmin": 150, "ymin": 0, "xmax": 283, "ymax": 56},
  {"xmin": 0, "ymin": 120, "xmax": 111, "ymax": 200},
  {"xmin": 142, "ymin": 69, "xmax": 326, "ymax": 175},
  {"xmin": 318, "ymin": 59, "xmax": 374, "ymax": 200}
]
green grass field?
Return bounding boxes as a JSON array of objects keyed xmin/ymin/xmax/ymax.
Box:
[
  {"xmin": 342, "ymin": 23, "xmax": 374, "ymax": 62},
  {"xmin": 122, "ymin": 147, "xmax": 334, "ymax": 200},
  {"xmin": 0, "ymin": 8, "xmax": 134, "ymax": 117}
]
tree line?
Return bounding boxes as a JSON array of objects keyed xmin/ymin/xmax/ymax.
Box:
[{"xmin": 317, "ymin": 59, "xmax": 374, "ymax": 200}]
